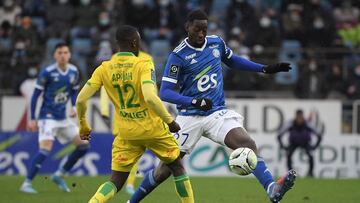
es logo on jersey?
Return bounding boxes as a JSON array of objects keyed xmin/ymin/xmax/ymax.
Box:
[{"xmin": 169, "ymin": 64, "xmax": 179, "ymax": 78}]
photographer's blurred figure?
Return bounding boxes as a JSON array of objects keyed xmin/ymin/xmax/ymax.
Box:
[{"xmin": 277, "ymin": 109, "xmax": 322, "ymax": 177}]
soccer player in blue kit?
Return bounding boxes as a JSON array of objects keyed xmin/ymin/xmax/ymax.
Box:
[
  {"xmin": 129, "ymin": 10, "xmax": 296, "ymax": 203},
  {"xmin": 20, "ymin": 43, "xmax": 89, "ymax": 194}
]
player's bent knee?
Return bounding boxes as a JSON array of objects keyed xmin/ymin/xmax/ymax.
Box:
[{"xmin": 39, "ymin": 140, "xmax": 54, "ymax": 151}]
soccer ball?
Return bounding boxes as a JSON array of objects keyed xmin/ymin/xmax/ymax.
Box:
[{"xmin": 229, "ymin": 147, "xmax": 258, "ymax": 176}]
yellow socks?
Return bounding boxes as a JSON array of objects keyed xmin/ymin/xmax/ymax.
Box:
[
  {"xmin": 174, "ymin": 174, "xmax": 194, "ymax": 203},
  {"xmin": 127, "ymin": 163, "xmax": 139, "ymax": 187},
  {"xmin": 89, "ymin": 181, "xmax": 117, "ymax": 203}
]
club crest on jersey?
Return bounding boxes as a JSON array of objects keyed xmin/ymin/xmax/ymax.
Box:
[
  {"xmin": 212, "ymin": 48, "xmax": 220, "ymax": 58},
  {"xmin": 169, "ymin": 64, "xmax": 179, "ymax": 78}
]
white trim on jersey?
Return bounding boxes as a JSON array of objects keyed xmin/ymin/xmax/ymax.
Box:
[
  {"xmin": 35, "ymin": 84, "xmax": 44, "ymax": 90},
  {"xmin": 184, "ymin": 37, "xmax": 207, "ymax": 51},
  {"xmin": 56, "ymin": 63, "xmax": 69, "ymax": 76},
  {"xmin": 162, "ymin": 77, "xmax": 178, "ymax": 84},
  {"xmin": 73, "ymin": 85, "xmax": 80, "ymax": 90},
  {"xmin": 174, "ymin": 42, "xmax": 186, "ymax": 53},
  {"xmin": 227, "ymin": 49, "xmax": 233, "ymax": 59}
]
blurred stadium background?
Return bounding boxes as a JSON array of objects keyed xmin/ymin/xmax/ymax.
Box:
[{"xmin": 1, "ymin": 0, "xmax": 360, "ymax": 202}]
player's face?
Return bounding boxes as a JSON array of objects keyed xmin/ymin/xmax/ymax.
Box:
[
  {"xmin": 54, "ymin": 46, "xmax": 71, "ymax": 65},
  {"xmin": 187, "ymin": 20, "xmax": 207, "ymax": 47},
  {"xmin": 295, "ymin": 114, "xmax": 305, "ymax": 125}
]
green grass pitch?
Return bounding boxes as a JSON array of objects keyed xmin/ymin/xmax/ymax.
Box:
[{"xmin": 1, "ymin": 175, "xmax": 359, "ymax": 203}]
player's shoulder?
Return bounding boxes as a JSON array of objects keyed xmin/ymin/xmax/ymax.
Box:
[
  {"xmin": 67, "ymin": 63, "xmax": 79, "ymax": 73},
  {"xmin": 206, "ymin": 35, "xmax": 225, "ymax": 44},
  {"xmin": 43, "ymin": 63, "xmax": 57, "ymax": 72},
  {"xmin": 139, "ymin": 51, "xmax": 153, "ymax": 61}
]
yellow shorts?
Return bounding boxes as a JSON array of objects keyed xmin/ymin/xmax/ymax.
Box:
[{"xmin": 111, "ymin": 135, "xmax": 180, "ymax": 172}]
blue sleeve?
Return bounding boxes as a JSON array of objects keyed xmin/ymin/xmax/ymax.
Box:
[
  {"xmin": 70, "ymin": 70, "xmax": 80, "ymax": 106},
  {"xmin": 35, "ymin": 69, "xmax": 47, "ymax": 90},
  {"xmin": 159, "ymin": 81, "xmax": 193, "ymax": 106},
  {"xmin": 160, "ymin": 53, "xmax": 193, "ymax": 106},
  {"xmin": 223, "ymin": 54, "xmax": 264, "ymax": 72},
  {"xmin": 31, "ymin": 88, "xmax": 42, "ymax": 120},
  {"xmin": 218, "ymin": 36, "xmax": 264, "ymax": 72}
]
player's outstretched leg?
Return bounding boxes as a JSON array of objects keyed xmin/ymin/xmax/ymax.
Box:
[
  {"xmin": 20, "ymin": 149, "xmax": 51, "ymax": 193},
  {"xmin": 224, "ymin": 127, "xmax": 296, "ymax": 202},
  {"xmin": 126, "ymin": 162, "xmax": 139, "ymax": 195},
  {"xmin": 52, "ymin": 141, "xmax": 89, "ymax": 192},
  {"xmin": 129, "ymin": 156, "xmax": 193, "ymax": 203},
  {"xmin": 89, "ymin": 171, "xmax": 128, "ymax": 203},
  {"xmin": 268, "ymin": 169, "xmax": 297, "ymax": 203},
  {"xmin": 129, "ymin": 153, "xmax": 183, "ymax": 202}
]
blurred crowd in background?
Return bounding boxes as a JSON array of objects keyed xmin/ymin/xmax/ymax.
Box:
[{"xmin": 1, "ymin": 0, "xmax": 360, "ymax": 100}]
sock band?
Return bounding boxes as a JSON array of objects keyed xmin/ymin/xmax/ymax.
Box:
[
  {"xmin": 99, "ymin": 181, "xmax": 117, "ymax": 195},
  {"xmin": 174, "ymin": 174, "xmax": 190, "ymax": 198}
]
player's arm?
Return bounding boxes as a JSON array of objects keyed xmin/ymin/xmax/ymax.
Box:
[
  {"xmin": 160, "ymin": 54, "xmax": 212, "ymax": 111},
  {"xmin": 76, "ymin": 66, "xmax": 103, "ymax": 140},
  {"xmin": 219, "ymin": 37, "xmax": 291, "ymax": 73},
  {"xmin": 277, "ymin": 121, "xmax": 292, "ymax": 149},
  {"xmin": 307, "ymin": 123, "xmax": 323, "ymax": 149},
  {"xmin": 69, "ymin": 70, "xmax": 80, "ymax": 117},
  {"xmin": 99, "ymin": 86, "xmax": 110, "ymax": 118},
  {"xmin": 140, "ymin": 62, "xmax": 180, "ymax": 132},
  {"xmin": 29, "ymin": 69, "xmax": 47, "ymax": 131}
]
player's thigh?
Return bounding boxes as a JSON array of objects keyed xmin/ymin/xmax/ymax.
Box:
[
  {"xmin": 38, "ymin": 119, "xmax": 56, "ymax": 147},
  {"xmin": 57, "ymin": 120, "xmax": 80, "ymax": 145},
  {"xmin": 112, "ymin": 139, "xmax": 145, "ymax": 172},
  {"xmin": 175, "ymin": 115, "xmax": 204, "ymax": 154},
  {"xmin": 204, "ymin": 110, "xmax": 257, "ymax": 152},
  {"xmin": 145, "ymin": 135, "xmax": 180, "ymax": 164}
]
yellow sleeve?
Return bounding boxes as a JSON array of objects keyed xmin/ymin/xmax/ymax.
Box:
[
  {"xmin": 100, "ymin": 86, "xmax": 110, "ymax": 117},
  {"xmin": 87, "ymin": 64, "xmax": 104, "ymax": 91},
  {"xmin": 140, "ymin": 62, "xmax": 173, "ymax": 124},
  {"xmin": 76, "ymin": 84, "xmax": 98, "ymax": 134}
]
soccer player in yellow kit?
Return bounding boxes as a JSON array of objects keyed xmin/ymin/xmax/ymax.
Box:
[
  {"xmin": 76, "ymin": 25, "xmax": 194, "ymax": 203},
  {"xmin": 99, "ymin": 51, "xmax": 154, "ymax": 195}
]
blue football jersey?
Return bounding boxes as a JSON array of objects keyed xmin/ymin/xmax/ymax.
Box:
[
  {"xmin": 35, "ymin": 63, "xmax": 80, "ymax": 120},
  {"xmin": 162, "ymin": 35, "xmax": 233, "ymax": 116}
]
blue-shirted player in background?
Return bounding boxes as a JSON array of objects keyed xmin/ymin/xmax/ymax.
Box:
[
  {"xmin": 20, "ymin": 43, "xmax": 89, "ymax": 194},
  {"xmin": 129, "ymin": 10, "xmax": 295, "ymax": 203}
]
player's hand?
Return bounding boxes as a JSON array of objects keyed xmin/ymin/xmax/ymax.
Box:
[
  {"xmin": 28, "ymin": 120, "xmax": 37, "ymax": 132},
  {"xmin": 69, "ymin": 107, "xmax": 77, "ymax": 118},
  {"xmin": 191, "ymin": 98, "xmax": 212, "ymax": 111},
  {"xmin": 167, "ymin": 120, "xmax": 181, "ymax": 133},
  {"xmin": 263, "ymin": 63, "xmax": 292, "ymax": 74},
  {"xmin": 79, "ymin": 120, "xmax": 92, "ymax": 140}
]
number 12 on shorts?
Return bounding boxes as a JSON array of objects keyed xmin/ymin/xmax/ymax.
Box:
[{"xmin": 174, "ymin": 132, "xmax": 189, "ymax": 146}]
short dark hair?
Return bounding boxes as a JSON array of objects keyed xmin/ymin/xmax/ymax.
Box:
[
  {"xmin": 115, "ymin": 25, "xmax": 138, "ymax": 44},
  {"xmin": 187, "ymin": 9, "xmax": 208, "ymax": 23},
  {"xmin": 54, "ymin": 42, "xmax": 69, "ymax": 52},
  {"xmin": 296, "ymin": 109, "xmax": 303, "ymax": 115}
]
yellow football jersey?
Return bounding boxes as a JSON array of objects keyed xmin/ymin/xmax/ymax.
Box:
[
  {"xmin": 100, "ymin": 51, "xmax": 155, "ymax": 135},
  {"xmin": 87, "ymin": 52, "xmax": 169, "ymax": 140}
]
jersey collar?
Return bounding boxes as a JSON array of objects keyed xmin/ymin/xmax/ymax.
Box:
[
  {"xmin": 56, "ymin": 63, "xmax": 69, "ymax": 75},
  {"xmin": 116, "ymin": 52, "xmax": 135, "ymax": 56},
  {"xmin": 184, "ymin": 37, "xmax": 207, "ymax": 52}
]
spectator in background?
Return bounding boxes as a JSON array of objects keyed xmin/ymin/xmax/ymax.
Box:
[
  {"xmin": 226, "ymin": 0, "xmax": 257, "ymax": 35},
  {"xmin": 12, "ymin": 16, "xmax": 38, "ymax": 49},
  {"xmin": 346, "ymin": 64, "xmax": 360, "ymax": 99},
  {"xmin": 71, "ymin": 0, "xmax": 99, "ymax": 39},
  {"xmin": 326, "ymin": 63, "xmax": 346, "ymax": 98},
  {"xmin": 45, "ymin": 0, "xmax": 75, "ymax": 38},
  {"xmin": 91, "ymin": 11, "xmax": 115, "ymax": 44},
  {"xmin": 125, "ymin": 0, "xmax": 152, "ymax": 35},
  {"xmin": 277, "ymin": 109, "xmax": 323, "ymax": 177},
  {"xmin": 144, "ymin": 0, "xmax": 179, "ymax": 44},
  {"xmin": 281, "ymin": 4, "xmax": 305, "ymax": 44},
  {"xmin": 295, "ymin": 58, "xmax": 328, "ymax": 99},
  {"xmin": 333, "ymin": 1, "xmax": 359, "ymax": 29},
  {"xmin": 304, "ymin": 0, "xmax": 336, "ymax": 47},
  {"xmin": 0, "ymin": 0, "xmax": 22, "ymax": 25}
]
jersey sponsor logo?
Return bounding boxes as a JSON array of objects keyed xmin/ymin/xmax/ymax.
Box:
[
  {"xmin": 190, "ymin": 59, "xmax": 198, "ymax": 64},
  {"xmin": 169, "ymin": 64, "xmax": 179, "ymax": 78},
  {"xmin": 197, "ymin": 73, "xmax": 218, "ymax": 92},
  {"xmin": 209, "ymin": 44, "xmax": 219, "ymax": 49},
  {"xmin": 185, "ymin": 53, "xmax": 196, "ymax": 60},
  {"xmin": 212, "ymin": 48, "xmax": 220, "ymax": 58},
  {"xmin": 119, "ymin": 109, "xmax": 148, "ymax": 119}
]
